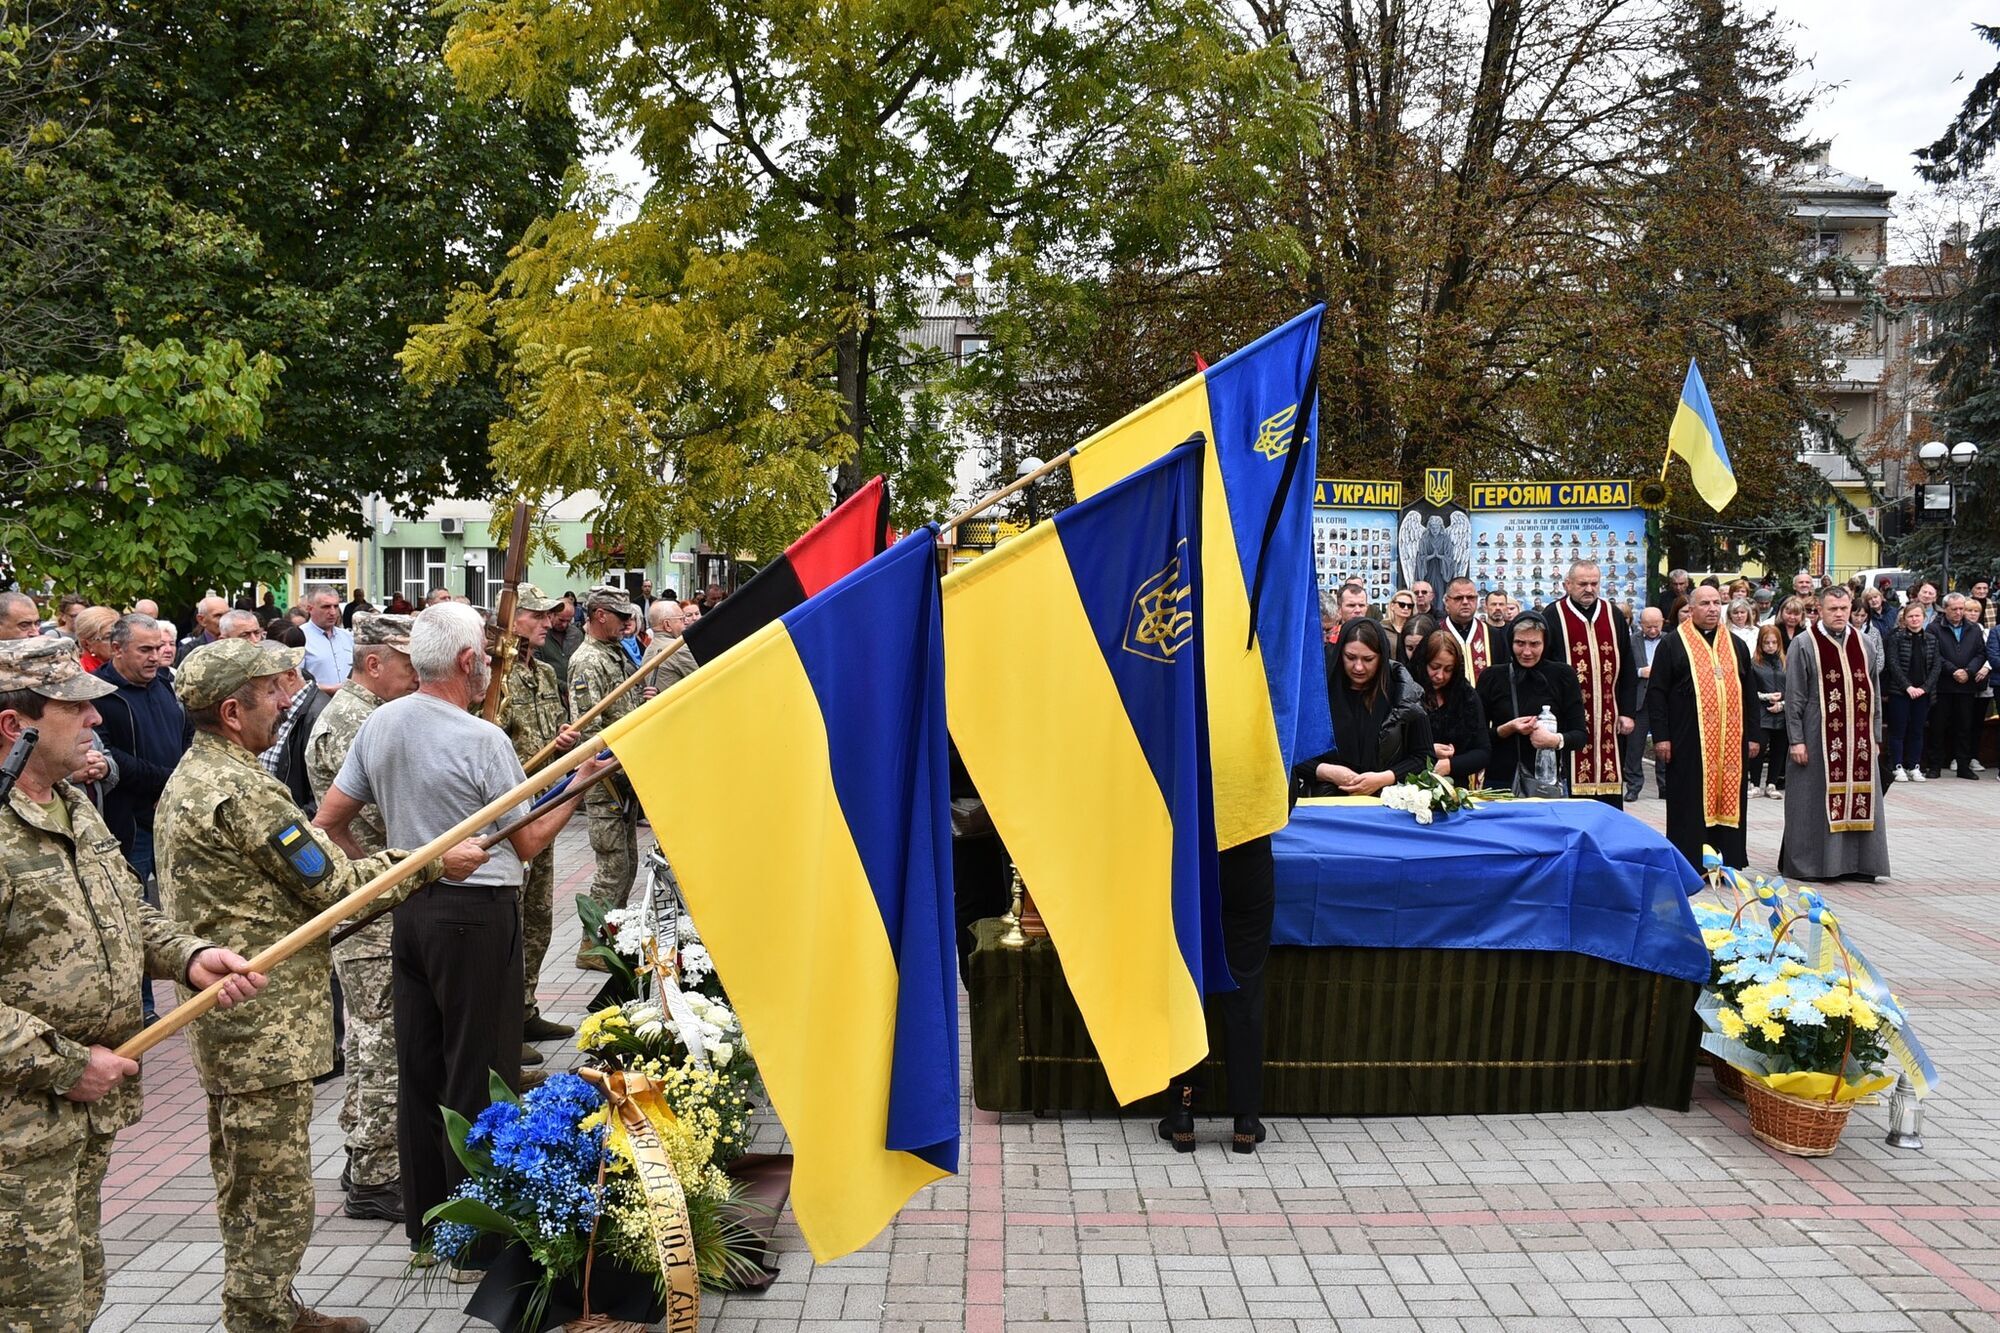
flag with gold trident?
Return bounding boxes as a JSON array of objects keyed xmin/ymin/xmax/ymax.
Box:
[{"xmin": 1068, "ymin": 307, "xmax": 1331, "ymax": 850}]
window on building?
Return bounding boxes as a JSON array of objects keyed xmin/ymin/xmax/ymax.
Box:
[
  {"xmin": 383, "ymin": 547, "xmax": 447, "ymax": 607},
  {"xmin": 299, "ymin": 564, "xmax": 349, "ymax": 601},
  {"xmin": 955, "ymin": 334, "xmax": 993, "ymax": 363}
]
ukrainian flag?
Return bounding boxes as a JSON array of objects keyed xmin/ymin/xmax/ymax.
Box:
[
  {"xmin": 1068, "ymin": 308, "xmax": 1332, "ymax": 849},
  {"xmin": 604, "ymin": 531, "xmax": 958, "ymax": 1262},
  {"xmin": 945, "ymin": 443, "xmax": 1230, "ymax": 1105},
  {"xmin": 1666, "ymin": 358, "xmax": 1738, "ymax": 513}
]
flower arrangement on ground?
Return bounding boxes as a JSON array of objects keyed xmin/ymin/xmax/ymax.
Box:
[
  {"xmin": 1377, "ymin": 764, "xmax": 1502, "ymax": 825},
  {"xmin": 1690, "ymin": 857, "xmax": 1936, "ymax": 1154},
  {"xmin": 577, "ymin": 994, "xmax": 761, "ymax": 1126},
  {"xmin": 574, "ymin": 896, "xmax": 650, "ymax": 1004}
]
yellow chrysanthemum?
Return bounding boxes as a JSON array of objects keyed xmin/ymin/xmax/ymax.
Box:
[
  {"xmin": 1717, "ymin": 1008, "xmax": 1747, "ymax": 1040},
  {"xmin": 1741, "ymin": 999, "xmax": 1772, "ymax": 1027},
  {"xmin": 1779, "ymin": 961, "xmax": 1809, "ymax": 978},
  {"xmin": 1759, "ymin": 1021, "xmax": 1785, "ymax": 1043},
  {"xmin": 1850, "ymin": 1000, "xmax": 1881, "ymax": 1031},
  {"xmin": 1702, "ymin": 929, "xmax": 1734, "ymax": 949},
  {"xmin": 575, "ymin": 1005, "xmax": 630, "ymax": 1052},
  {"xmin": 1813, "ymin": 990, "xmax": 1853, "ymax": 1019}
]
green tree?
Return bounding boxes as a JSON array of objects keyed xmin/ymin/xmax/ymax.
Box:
[
  {"xmin": 0, "ymin": 339, "xmax": 285, "ymax": 604},
  {"xmin": 1912, "ymin": 22, "xmax": 2000, "ymax": 578},
  {"xmin": 405, "ymin": 0, "xmax": 1281, "ymax": 561},
  {"xmin": 2, "ymin": 1, "xmax": 578, "ymax": 596}
]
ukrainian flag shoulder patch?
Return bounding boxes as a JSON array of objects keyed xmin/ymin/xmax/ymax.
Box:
[{"xmin": 268, "ymin": 820, "xmax": 330, "ymax": 887}]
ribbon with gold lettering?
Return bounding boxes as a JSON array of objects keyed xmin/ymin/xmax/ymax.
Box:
[{"xmin": 581, "ymin": 1068, "xmax": 700, "ymax": 1333}]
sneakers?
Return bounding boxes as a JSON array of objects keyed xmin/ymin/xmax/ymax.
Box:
[
  {"xmin": 290, "ymin": 1297, "xmax": 369, "ymax": 1332},
  {"xmin": 521, "ymin": 1044, "xmax": 544, "ymax": 1067},
  {"xmin": 1893, "ymin": 766, "xmax": 1909, "ymax": 783},
  {"xmin": 1912, "ymin": 769, "xmax": 1930, "ymax": 783},
  {"xmin": 342, "ymin": 1178, "xmax": 404, "ymax": 1223},
  {"xmin": 523, "ymin": 1013, "xmax": 576, "ymax": 1041},
  {"xmin": 1974, "ymin": 759, "xmax": 1986, "ymax": 772},
  {"xmin": 446, "ymin": 1262, "xmax": 488, "ymax": 1285}
]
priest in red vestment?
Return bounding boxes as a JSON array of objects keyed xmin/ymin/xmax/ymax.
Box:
[{"xmin": 1540, "ymin": 560, "xmax": 1638, "ymax": 809}]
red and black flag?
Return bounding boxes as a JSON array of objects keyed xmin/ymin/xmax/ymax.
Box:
[{"xmin": 683, "ymin": 476, "xmax": 892, "ymax": 665}]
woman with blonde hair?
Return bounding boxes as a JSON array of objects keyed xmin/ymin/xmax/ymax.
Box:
[{"xmin": 72, "ymin": 605, "xmax": 119, "ymax": 673}]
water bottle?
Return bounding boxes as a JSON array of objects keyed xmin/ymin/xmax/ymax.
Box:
[{"xmin": 1534, "ymin": 705, "xmax": 1560, "ymax": 792}]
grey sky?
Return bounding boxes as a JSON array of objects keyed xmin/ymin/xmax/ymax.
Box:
[{"xmin": 1772, "ymin": 0, "xmax": 1992, "ymax": 203}]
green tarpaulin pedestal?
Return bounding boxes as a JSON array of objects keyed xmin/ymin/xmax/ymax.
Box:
[{"xmin": 967, "ymin": 919, "xmax": 1701, "ymax": 1116}]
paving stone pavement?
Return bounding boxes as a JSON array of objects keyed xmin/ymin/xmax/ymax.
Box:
[{"xmin": 92, "ymin": 771, "xmax": 2000, "ymax": 1332}]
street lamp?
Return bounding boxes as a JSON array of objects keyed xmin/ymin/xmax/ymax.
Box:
[
  {"xmin": 1918, "ymin": 440, "xmax": 1982, "ymax": 590},
  {"xmin": 1016, "ymin": 455, "xmax": 1046, "ymax": 525}
]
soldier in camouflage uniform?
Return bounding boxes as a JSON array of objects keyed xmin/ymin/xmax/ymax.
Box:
[
  {"xmin": 0, "ymin": 636, "xmax": 265, "ymax": 1333},
  {"xmin": 567, "ymin": 586, "xmax": 642, "ymax": 955},
  {"xmin": 494, "ymin": 586, "xmax": 579, "ymax": 1038},
  {"xmin": 156, "ymin": 640, "xmax": 489, "ymax": 1333},
  {"xmin": 302, "ymin": 614, "xmax": 416, "ymax": 1222}
]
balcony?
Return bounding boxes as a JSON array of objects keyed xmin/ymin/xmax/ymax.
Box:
[
  {"xmin": 1824, "ymin": 356, "xmax": 1885, "ymax": 387},
  {"xmin": 1799, "ymin": 451, "xmax": 1877, "ymax": 486}
]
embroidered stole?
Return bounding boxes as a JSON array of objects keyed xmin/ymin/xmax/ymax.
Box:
[
  {"xmin": 1452, "ymin": 619, "xmax": 1493, "ymax": 684},
  {"xmin": 1811, "ymin": 622, "xmax": 1876, "ymax": 833},
  {"xmin": 1557, "ymin": 599, "xmax": 1623, "ymax": 795},
  {"xmin": 1678, "ymin": 620, "xmax": 1743, "ymax": 828}
]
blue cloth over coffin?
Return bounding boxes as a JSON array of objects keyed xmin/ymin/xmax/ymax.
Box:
[{"xmin": 1270, "ymin": 800, "xmax": 1710, "ymax": 983}]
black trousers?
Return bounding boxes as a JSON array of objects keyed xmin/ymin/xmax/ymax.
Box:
[
  {"xmin": 392, "ymin": 883, "xmax": 525, "ymax": 1249},
  {"xmin": 1175, "ymin": 835, "xmax": 1275, "ymax": 1119},
  {"xmin": 1926, "ymin": 693, "xmax": 1980, "ymax": 773}
]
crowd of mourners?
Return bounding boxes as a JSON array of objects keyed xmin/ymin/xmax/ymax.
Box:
[{"xmin": 0, "ymin": 575, "xmax": 725, "ymax": 1333}]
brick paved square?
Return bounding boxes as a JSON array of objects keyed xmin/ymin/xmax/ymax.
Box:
[{"xmin": 91, "ymin": 779, "xmax": 2000, "ymax": 1330}]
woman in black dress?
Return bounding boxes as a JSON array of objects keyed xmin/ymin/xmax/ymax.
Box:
[{"xmin": 1414, "ymin": 630, "xmax": 1489, "ymax": 785}]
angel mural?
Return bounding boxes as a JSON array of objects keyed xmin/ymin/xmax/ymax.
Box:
[{"xmin": 1397, "ymin": 508, "xmax": 1470, "ymax": 596}]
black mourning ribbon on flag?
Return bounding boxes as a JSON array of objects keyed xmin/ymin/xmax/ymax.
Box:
[{"xmin": 1242, "ymin": 343, "xmax": 1322, "ymax": 649}]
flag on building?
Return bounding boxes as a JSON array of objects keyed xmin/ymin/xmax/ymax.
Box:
[
  {"xmin": 682, "ymin": 476, "xmax": 891, "ymax": 664},
  {"xmin": 944, "ymin": 442, "xmax": 1230, "ymax": 1105},
  {"xmin": 1666, "ymin": 359, "xmax": 1737, "ymax": 513},
  {"xmin": 1068, "ymin": 308, "xmax": 1331, "ymax": 849},
  {"xmin": 604, "ymin": 528, "xmax": 957, "ymax": 1262}
]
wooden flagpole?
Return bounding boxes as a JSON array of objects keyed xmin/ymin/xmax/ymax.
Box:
[
  {"xmin": 523, "ymin": 635, "xmax": 685, "ymax": 774},
  {"xmin": 116, "ymin": 738, "xmax": 602, "ymax": 1061}
]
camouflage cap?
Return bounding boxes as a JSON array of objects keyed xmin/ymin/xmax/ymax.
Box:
[
  {"xmin": 175, "ymin": 638, "xmax": 305, "ymax": 709},
  {"xmin": 352, "ymin": 612, "xmax": 414, "ymax": 650},
  {"xmin": 584, "ymin": 583, "xmax": 637, "ymax": 616},
  {"xmin": 515, "ymin": 582, "xmax": 560, "ymax": 613},
  {"xmin": 0, "ymin": 635, "xmax": 117, "ymax": 702}
]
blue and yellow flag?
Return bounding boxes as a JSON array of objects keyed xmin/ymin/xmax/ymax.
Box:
[
  {"xmin": 604, "ymin": 530, "xmax": 958, "ymax": 1262},
  {"xmin": 1068, "ymin": 309, "xmax": 1332, "ymax": 849},
  {"xmin": 1666, "ymin": 358, "xmax": 1737, "ymax": 513},
  {"xmin": 944, "ymin": 443, "xmax": 1229, "ymax": 1105}
]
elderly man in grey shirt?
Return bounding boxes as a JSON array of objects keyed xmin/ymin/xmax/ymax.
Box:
[{"xmin": 313, "ymin": 602, "xmax": 609, "ymax": 1265}]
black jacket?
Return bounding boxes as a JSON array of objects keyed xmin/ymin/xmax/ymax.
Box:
[
  {"xmin": 89, "ymin": 662, "xmax": 193, "ymax": 860},
  {"xmin": 1475, "ymin": 657, "xmax": 1588, "ymax": 793},
  {"xmin": 1930, "ymin": 617, "xmax": 1986, "ymax": 694},
  {"xmin": 1884, "ymin": 625, "xmax": 1940, "ymax": 695},
  {"xmin": 1422, "ymin": 678, "xmax": 1490, "ymax": 782},
  {"xmin": 1295, "ymin": 657, "xmax": 1433, "ymax": 797}
]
